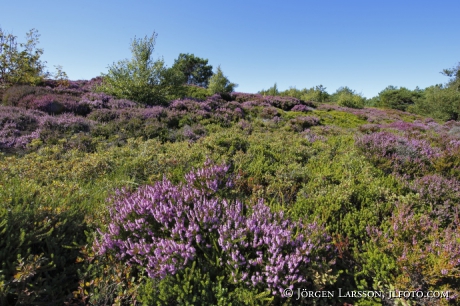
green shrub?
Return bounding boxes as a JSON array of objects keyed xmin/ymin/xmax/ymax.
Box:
[
  {"xmin": 410, "ymin": 85, "xmax": 460, "ymax": 121},
  {"xmin": 207, "ymin": 66, "xmax": 237, "ymax": 95},
  {"xmin": 337, "ymin": 93, "xmax": 365, "ymax": 109},
  {"xmin": 376, "ymin": 86, "xmax": 422, "ymax": 111},
  {"xmin": 0, "ymin": 204, "xmax": 88, "ymax": 305},
  {"xmin": 95, "ymin": 32, "xmax": 185, "ymax": 105}
]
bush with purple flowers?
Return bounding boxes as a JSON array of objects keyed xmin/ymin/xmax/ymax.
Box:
[
  {"xmin": 95, "ymin": 160, "xmax": 334, "ymax": 303},
  {"xmin": 355, "ymin": 131, "xmax": 441, "ymax": 176},
  {"xmin": 366, "ymin": 199, "xmax": 460, "ymax": 302}
]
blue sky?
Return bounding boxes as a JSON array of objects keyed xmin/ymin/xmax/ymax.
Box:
[{"xmin": 1, "ymin": 0, "xmax": 459, "ymax": 98}]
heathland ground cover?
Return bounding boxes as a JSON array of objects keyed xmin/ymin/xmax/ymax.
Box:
[{"xmin": 1, "ymin": 29, "xmax": 460, "ymax": 305}]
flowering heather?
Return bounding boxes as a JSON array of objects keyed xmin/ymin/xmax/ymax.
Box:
[
  {"xmin": 317, "ymin": 104, "xmax": 418, "ymax": 124},
  {"xmin": 367, "ymin": 201, "xmax": 460, "ymax": 298},
  {"xmin": 291, "ymin": 104, "xmax": 314, "ymax": 113},
  {"xmin": 356, "ymin": 131, "xmax": 441, "ymax": 175},
  {"xmin": 231, "ymin": 92, "xmax": 314, "ymax": 111},
  {"xmin": 95, "ymin": 160, "xmax": 333, "ymax": 295},
  {"xmin": 301, "ymin": 129, "xmax": 326, "ymax": 143},
  {"xmin": 0, "ymin": 106, "xmax": 44, "ymax": 149},
  {"xmin": 288, "ymin": 116, "xmax": 321, "ymax": 132},
  {"xmin": 407, "ymin": 175, "xmax": 460, "ymax": 224}
]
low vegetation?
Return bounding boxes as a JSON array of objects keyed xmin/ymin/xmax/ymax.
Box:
[{"xmin": 1, "ymin": 27, "xmax": 460, "ymax": 305}]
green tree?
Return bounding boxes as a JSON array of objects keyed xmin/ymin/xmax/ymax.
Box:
[
  {"xmin": 376, "ymin": 86, "xmax": 422, "ymax": 111},
  {"xmin": 96, "ymin": 32, "xmax": 185, "ymax": 105},
  {"xmin": 259, "ymin": 83, "xmax": 280, "ymax": 96},
  {"xmin": 207, "ymin": 66, "xmax": 237, "ymax": 95},
  {"xmin": 330, "ymin": 86, "xmax": 355, "ymax": 102},
  {"xmin": 411, "ymin": 85, "xmax": 460, "ymax": 121},
  {"xmin": 171, "ymin": 53, "xmax": 213, "ymax": 87},
  {"xmin": 0, "ymin": 28, "xmax": 48, "ymax": 89},
  {"xmin": 331, "ymin": 87, "xmax": 365, "ymax": 108},
  {"xmin": 441, "ymin": 62, "xmax": 460, "ymax": 91}
]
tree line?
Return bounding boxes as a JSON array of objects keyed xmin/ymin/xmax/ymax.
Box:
[{"xmin": 1, "ymin": 27, "xmax": 459, "ymax": 121}]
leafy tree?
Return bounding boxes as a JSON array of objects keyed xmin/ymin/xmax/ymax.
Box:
[
  {"xmin": 259, "ymin": 83, "xmax": 279, "ymax": 96},
  {"xmin": 260, "ymin": 85, "xmax": 330, "ymax": 102},
  {"xmin": 171, "ymin": 53, "xmax": 213, "ymax": 87},
  {"xmin": 0, "ymin": 28, "xmax": 48, "ymax": 90},
  {"xmin": 441, "ymin": 62, "xmax": 460, "ymax": 91},
  {"xmin": 96, "ymin": 32, "xmax": 185, "ymax": 105},
  {"xmin": 411, "ymin": 85, "xmax": 460, "ymax": 121},
  {"xmin": 330, "ymin": 86, "xmax": 355, "ymax": 102},
  {"xmin": 207, "ymin": 65, "xmax": 237, "ymax": 95},
  {"xmin": 329, "ymin": 87, "xmax": 365, "ymax": 108},
  {"xmin": 376, "ymin": 86, "xmax": 422, "ymax": 111}
]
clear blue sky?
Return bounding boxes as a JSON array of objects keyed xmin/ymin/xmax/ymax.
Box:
[{"xmin": 1, "ymin": 0, "xmax": 459, "ymax": 98}]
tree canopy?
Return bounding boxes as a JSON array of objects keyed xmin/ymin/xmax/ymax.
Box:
[
  {"xmin": 207, "ymin": 65, "xmax": 237, "ymax": 95},
  {"xmin": 171, "ymin": 53, "xmax": 213, "ymax": 88},
  {"xmin": 0, "ymin": 28, "xmax": 48, "ymax": 89},
  {"xmin": 96, "ymin": 32, "xmax": 185, "ymax": 105}
]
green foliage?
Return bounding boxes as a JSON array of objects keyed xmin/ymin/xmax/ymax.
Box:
[
  {"xmin": 260, "ymin": 85, "xmax": 330, "ymax": 103},
  {"xmin": 260, "ymin": 82, "xmax": 279, "ymax": 96},
  {"xmin": 138, "ymin": 261, "xmax": 273, "ymax": 306},
  {"xmin": 375, "ymin": 86, "xmax": 422, "ymax": 111},
  {"xmin": 96, "ymin": 32, "xmax": 185, "ymax": 105},
  {"xmin": 171, "ymin": 53, "xmax": 213, "ymax": 87},
  {"xmin": 330, "ymin": 86, "xmax": 355, "ymax": 101},
  {"xmin": 441, "ymin": 62, "xmax": 460, "ymax": 91},
  {"xmin": 410, "ymin": 85, "xmax": 460, "ymax": 121},
  {"xmin": 337, "ymin": 93, "xmax": 365, "ymax": 109},
  {"xmin": 0, "ymin": 204, "xmax": 88, "ymax": 305},
  {"xmin": 207, "ymin": 66, "xmax": 237, "ymax": 95},
  {"xmin": 182, "ymin": 84, "xmax": 212, "ymax": 100},
  {"xmin": 2, "ymin": 84, "xmax": 41, "ymax": 106},
  {"xmin": 314, "ymin": 110, "xmax": 368, "ymax": 128},
  {"xmin": 0, "ymin": 28, "xmax": 48, "ymax": 89}
]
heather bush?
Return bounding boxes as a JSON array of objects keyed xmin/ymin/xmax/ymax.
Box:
[
  {"xmin": 407, "ymin": 174, "xmax": 460, "ymax": 225},
  {"xmin": 0, "ymin": 204, "xmax": 88, "ymax": 305},
  {"xmin": 355, "ymin": 131, "xmax": 441, "ymax": 176},
  {"xmin": 287, "ymin": 116, "xmax": 320, "ymax": 132},
  {"xmin": 291, "ymin": 104, "xmax": 314, "ymax": 113},
  {"xmin": 95, "ymin": 160, "xmax": 335, "ymax": 303},
  {"xmin": 2, "ymin": 85, "xmax": 46, "ymax": 106},
  {"xmin": 366, "ymin": 199, "xmax": 460, "ymax": 304}
]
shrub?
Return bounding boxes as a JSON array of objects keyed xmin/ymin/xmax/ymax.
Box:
[
  {"xmin": 411, "ymin": 86, "xmax": 460, "ymax": 121},
  {"xmin": 95, "ymin": 160, "xmax": 334, "ymax": 303},
  {"xmin": 376, "ymin": 86, "xmax": 422, "ymax": 111},
  {"xmin": 0, "ymin": 205, "xmax": 88, "ymax": 305},
  {"xmin": 95, "ymin": 32, "xmax": 185, "ymax": 105},
  {"xmin": 355, "ymin": 131, "xmax": 441, "ymax": 176},
  {"xmin": 207, "ymin": 66, "xmax": 237, "ymax": 95},
  {"xmin": 0, "ymin": 28, "xmax": 48, "ymax": 89},
  {"xmin": 287, "ymin": 116, "xmax": 320, "ymax": 132},
  {"xmin": 367, "ymin": 200, "xmax": 460, "ymax": 304},
  {"xmin": 336, "ymin": 93, "xmax": 365, "ymax": 109},
  {"xmin": 2, "ymin": 85, "xmax": 43, "ymax": 106},
  {"xmin": 291, "ymin": 104, "xmax": 314, "ymax": 113}
]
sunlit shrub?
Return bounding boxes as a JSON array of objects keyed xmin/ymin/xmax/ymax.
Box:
[
  {"xmin": 336, "ymin": 93, "xmax": 365, "ymax": 109},
  {"xmin": 287, "ymin": 116, "xmax": 320, "ymax": 132},
  {"xmin": 356, "ymin": 131, "xmax": 440, "ymax": 176},
  {"xmin": 367, "ymin": 200, "xmax": 460, "ymax": 304},
  {"xmin": 95, "ymin": 160, "xmax": 334, "ymax": 303}
]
